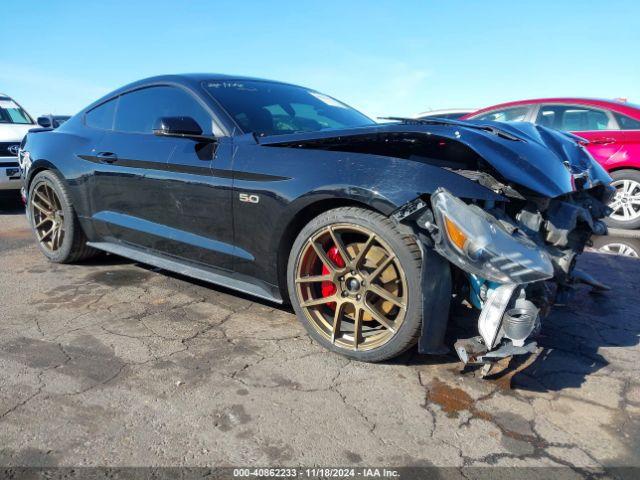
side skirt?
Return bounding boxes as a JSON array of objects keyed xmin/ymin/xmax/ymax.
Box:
[{"xmin": 87, "ymin": 241, "xmax": 283, "ymax": 304}]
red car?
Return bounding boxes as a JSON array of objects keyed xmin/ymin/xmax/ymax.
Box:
[{"xmin": 463, "ymin": 98, "xmax": 640, "ymax": 229}]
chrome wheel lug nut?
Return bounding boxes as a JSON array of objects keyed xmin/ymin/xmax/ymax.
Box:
[{"xmin": 356, "ymin": 294, "xmax": 361, "ymax": 301}]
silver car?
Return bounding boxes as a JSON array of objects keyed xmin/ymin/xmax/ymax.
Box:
[{"xmin": 0, "ymin": 93, "xmax": 36, "ymax": 191}]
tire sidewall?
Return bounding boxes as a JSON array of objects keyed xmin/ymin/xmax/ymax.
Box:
[
  {"xmin": 287, "ymin": 208, "xmax": 422, "ymax": 362},
  {"xmin": 28, "ymin": 171, "xmax": 77, "ymax": 262}
]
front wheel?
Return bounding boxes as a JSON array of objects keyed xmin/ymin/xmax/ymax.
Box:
[
  {"xmin": 287, "ymin": 207, "xmax": 423, "ymax": 362},
  {"xmin": 606, "ymin": 169, "xmax": 640, "ymax": 230}
]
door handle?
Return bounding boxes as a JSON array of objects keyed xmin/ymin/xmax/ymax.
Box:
[{"xmin": 96, "ymin": 151, "xmax": 118, "ymax": 163}]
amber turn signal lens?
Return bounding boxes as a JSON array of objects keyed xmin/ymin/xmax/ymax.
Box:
[{"xmin": 444, "ymin": 216, "xmax": 468, "ymax": 251}]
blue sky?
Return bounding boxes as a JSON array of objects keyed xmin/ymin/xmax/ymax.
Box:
[{"xmin": 2, "ymin": 0, "xmax": 639, "ymax": 119}]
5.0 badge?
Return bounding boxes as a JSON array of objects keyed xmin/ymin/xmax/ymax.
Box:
[{"xmin": 239, "ymin": 193, "xmax": 260, "ymax": 204}]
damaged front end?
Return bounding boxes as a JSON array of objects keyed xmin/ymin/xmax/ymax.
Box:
[
  {"xmin": 262, "ymin": 117, "xmax": 614, "ymax": 370},
  {"xmin": 429, "ymin": 189, "xmax": 551, "ymax": 368},
  {"xmin": 398, "ymin": 167, "xmax": 613, "ymax": 373}
]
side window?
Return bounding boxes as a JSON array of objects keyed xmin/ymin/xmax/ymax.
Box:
[
  {"xmin": 536, "ymin": 105, "xmax": 612, "ymax": 131},
  {"xmin": 474, "ymin": 107, "xmax": 529, "ymax": 123},
  {"xmin": 613, "ymin": 112, "xmax": 640, "ymax": 130},
  {"xmin": 114, "ymin": 86, "xmax": 213, "ymax": 135},
  {"xmin": 85, "ymin": 98, "xmax": 117, "ymax": 130}
]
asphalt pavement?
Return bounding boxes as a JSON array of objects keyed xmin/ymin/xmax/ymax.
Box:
[{"xmin": 1, "ymin": 191, "xmax": 639, "ymax": 473}]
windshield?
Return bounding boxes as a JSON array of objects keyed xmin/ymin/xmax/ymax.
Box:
[
  {"xmin": 202, "ymin": 80, "xmax": 374, "ymax": 136},
  {"xmin": 0, "ymin": 98, "xmax": 33, "ymax": 124}
]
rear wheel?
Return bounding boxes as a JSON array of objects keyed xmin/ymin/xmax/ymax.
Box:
[
  {"xmin": 606, "ymin": 169, "xmax": 640, "ymax": 230},
  {"xmin": 28, "ymin": 170, "xmax": 97, "ymax": 263},
  {"xmin": 287, "ymin": 207, "xmax": 423, "ymax": 362}
]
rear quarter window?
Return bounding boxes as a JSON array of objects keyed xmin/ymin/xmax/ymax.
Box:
[
  {"xmin": 85, "ymin": 98, "xmax": 117, "ymax": 130},
  {"xmin": 613, "ymin": 112, "xmax": 640, "ymax": 130}
]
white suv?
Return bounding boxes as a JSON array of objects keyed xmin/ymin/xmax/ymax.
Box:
[{"xmin": 0, "ymin": 93, "xmax": 36, "ymax": 191}]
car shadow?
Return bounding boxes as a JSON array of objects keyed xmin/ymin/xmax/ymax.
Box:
[
  {"xmin": 75, "ymin": 244, "xmax": 639, "ymax": 393},
  {"xmin": 84, "ymin": 254, "xmax": 293, "ymax": 312},
  {"xmin": 505, "ymin": 251, "xmax": 639, "ymax": 393},
  {"xmin": 0, "ymin": 191, "xmax": 25, "ymax": 215}
]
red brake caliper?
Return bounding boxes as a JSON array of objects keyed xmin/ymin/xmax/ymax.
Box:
[{"xmin": 321, "ymin": 246, "xmax": 345, "ymax": 304}]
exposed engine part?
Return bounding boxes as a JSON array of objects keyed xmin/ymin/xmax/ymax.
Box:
[
  {"xmin": 544, "ymin": 200, "xmax": 603, "ymax": 246},
  {"xmin": 502, "ymin": 299, "xmax": 539, "ymax": 347},
  {"xmin": 446, "ymin": 168, "xmax": 525, "ymax": 199},
  {"xmin": 516, "ymin": 208, "xmax": 544, "ymax": 235}
]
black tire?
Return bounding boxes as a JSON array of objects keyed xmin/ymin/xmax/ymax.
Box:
[
  {"xmin": 605, "ymin": 169, "xmax": 640, "ymax": 230},
  {"xmin": 28, "ymin": 170, "xmax": 97, "ymax": 263},
  {"xmin": 287, "ymin": 207, "xmax": 423, "ymax": 362}
]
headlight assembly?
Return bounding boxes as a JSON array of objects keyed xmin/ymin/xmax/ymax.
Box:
[{"xmin": 431, "ymin": 189, "xmax": 553, "ymax": 284}]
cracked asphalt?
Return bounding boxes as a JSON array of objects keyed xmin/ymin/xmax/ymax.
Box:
[{"xmin": 1, "ymin": 191, "xmax": 639, "ymax": 473}]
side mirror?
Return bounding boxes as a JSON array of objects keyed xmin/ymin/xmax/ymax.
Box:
[
  {"xmin": 153, "ymin": 116, "xmax": 215, "ymax": 142},
  {"xmin": 37, "ymin": 116, "xmax": 52, "ymax": 128}
]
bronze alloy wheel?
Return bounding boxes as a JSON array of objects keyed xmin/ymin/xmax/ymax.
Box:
[
  {"xmin": 31, "ymin": 182, "xmax": 66, "ymax": 252},
  {"xmin": 295, "ymin": 224, "xmax": 408, "ymax": 351}
]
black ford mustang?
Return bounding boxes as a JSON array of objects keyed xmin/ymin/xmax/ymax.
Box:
[{"xmin": 19, "ymin": 74, "xmax": 613, "ymax": 366}]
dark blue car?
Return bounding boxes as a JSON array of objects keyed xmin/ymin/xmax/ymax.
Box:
[{"xmin": 19, "ymin": 74, "xmax": 613, "ymax": 367}]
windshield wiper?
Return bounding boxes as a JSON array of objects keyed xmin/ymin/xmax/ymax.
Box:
[{"xmin": 378, "ymin": 116, "xmax": 524, "ymax": 142}]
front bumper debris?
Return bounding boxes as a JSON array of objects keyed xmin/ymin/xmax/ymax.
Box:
[
  {"xmin": 455, "ymin": 284, "xmax": 541, "ymax": 369},
  {"xmin": 454, "ymin": 336, "xmax": 538, "ymax": 369}
]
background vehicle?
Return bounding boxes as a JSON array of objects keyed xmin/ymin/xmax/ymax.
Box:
[
  {"xmin": 0, "ymin": 93, "xmax": 36, "ymax": 191},
  {"xmin": 416, "ymin": 108, "xmax": 475, "ymax": 120},
  {"xmin": 591, "ymin": 234, "xmax": 640, "ymax": 258},
  {"xmin": 463, "ymin": 98, "xmax": 640, "ymax": 229},
  {"xmin": 20, "ymin": 75, "xmax": 612, "ymax": 366},
  {"xmin": 37, "ymin": 114, "xmax": 71, "ymax": 129}
]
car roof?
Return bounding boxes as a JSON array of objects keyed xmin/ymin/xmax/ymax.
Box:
[
  {"xmin": 84, "ymin": 73, "xmax": 307, "ymax": 112},
  {"xmin": 123, "ymin": 73, "xmax": 299, "ymax": 93},
  {"xmin": 466, "ymin": 97, "xmax": 640, "ymax": 119}
]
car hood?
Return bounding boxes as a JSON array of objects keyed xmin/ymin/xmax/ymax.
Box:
[
  {"xmin": 258, "ymin": 121, "xmax": 612, "ymax": 198},
  {"xmin": 0, "ymin": 123, "xmax": 36, "ymax": 143}
]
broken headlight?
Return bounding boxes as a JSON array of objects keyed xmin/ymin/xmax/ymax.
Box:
[{"xmin": 431, "ymin": 189, "xmax": 553, "ymax": 284}]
